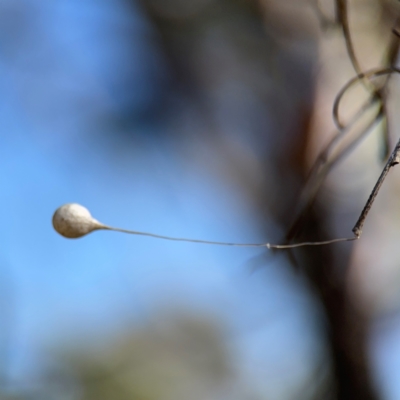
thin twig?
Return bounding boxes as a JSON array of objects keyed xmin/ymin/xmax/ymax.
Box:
[
  {"xmin": 332, "ymin": 67, "xmax": 395, "ymax": 130},
  {"xmin": 352, "ymin": 137, "xmax": 400, "ymax": 237},
  {"xmin": 332, "ymin": 7, "xmax": 400, "ymax": 133},
  {"xmin": 336, "ymin": 0, "xmax": 363, "ymax": 75},
  {"xmin": 336, "ymin": 0, "xmax": 379, "ymax": 96}
]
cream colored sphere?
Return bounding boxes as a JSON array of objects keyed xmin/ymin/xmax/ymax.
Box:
[{"xmin": 52, "ymin": 203, "xmax": 102, "ymax": 238}]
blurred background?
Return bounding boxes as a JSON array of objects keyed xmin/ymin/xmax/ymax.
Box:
[{"xmin": 2, "ymin": 0, "xmax": 400, "ymax": 399}]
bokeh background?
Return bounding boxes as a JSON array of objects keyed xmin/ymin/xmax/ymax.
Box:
[{"xmin": 2, "ymin": 0, "xmax": 400, "ymax": 399}]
